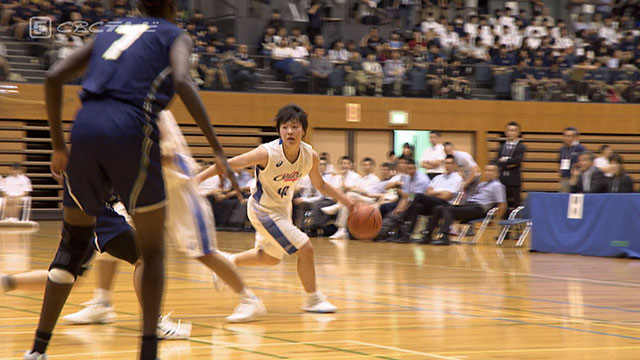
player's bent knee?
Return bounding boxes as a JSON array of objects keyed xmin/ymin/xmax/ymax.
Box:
[
  {"xmin": 48, "ymin": 268, "xmax": 75, "ymax": 284},
  {"xmin": 296, "ymin": 242, "xmax": 314, "ymax": 258}
]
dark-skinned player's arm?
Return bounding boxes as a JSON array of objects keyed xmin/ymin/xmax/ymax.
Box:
[
  {"xmin": 45, "ymin": 38, "xmax": 94, "ymax": 183},
  {"xmin": 169, "ymin": 33, "xmax": 241, "ymax": 197}
]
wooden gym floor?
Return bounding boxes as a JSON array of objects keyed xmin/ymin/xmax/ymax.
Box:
[{"xmin": 1, "ymin": 221, "xmax": 640, "ymax": 360}]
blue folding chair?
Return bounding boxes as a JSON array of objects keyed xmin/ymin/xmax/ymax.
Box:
[
  {"xmin": 455, "ymin": 207, "xmax": 498, "ymax": 244},
  {"xmin": 496, "ymin": 206, "xmax": 531, "ymax": 247}
]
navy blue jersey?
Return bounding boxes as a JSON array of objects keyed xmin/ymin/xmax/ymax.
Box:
[{"xmin": 81, "ymin": 16, "xmax": 184, "ymax": 113}]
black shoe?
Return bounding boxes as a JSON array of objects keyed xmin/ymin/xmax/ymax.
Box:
[
  {"xmin": 392, "ymin": 237, "xmax": 411, "ymax": 244},
  {"xmin": 431, "ymin": 235, "xmax": 450, "ymax": 246},
  {"xmin": 414, "ymin": 238, "xmax": 431, "ymax": 245}
]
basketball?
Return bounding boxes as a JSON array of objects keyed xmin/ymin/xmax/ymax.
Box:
[{"xmin": 347, "ymin": 204, "xmax": 382, "ymax": 240}]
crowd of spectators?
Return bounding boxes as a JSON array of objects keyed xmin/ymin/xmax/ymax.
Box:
[
  {"xmin": 0, "ymin": 0, "xmax": 258, "ymax": 90},
  {"xmin": 259, "ymin": 1, "xmax": 640, "ymax": 102},
  {"xmin": 2, "ymin": 1, "xmax": 640, "ymax": 102}
]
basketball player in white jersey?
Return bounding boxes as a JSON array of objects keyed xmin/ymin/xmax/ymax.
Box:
[
  {"xmin": 3, "ymin": 111, "xmax": 266, "ymax": 327},
  {"xmin": 197, "ymin": 104, "xmax": 355, "ymax": 313}
]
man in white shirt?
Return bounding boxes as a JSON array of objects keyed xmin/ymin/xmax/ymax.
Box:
[
  {"xmin": 443, "ymin": 142, "xmax": 480, "ymax": 196},
  {"xmin": 320, "ymin": 156, "xmax": 362, "ymax": 219},
  {"xmin": 329, "ymin": 157, "xmax": 381, "ymax": 239},
  {"xmin": 293, "ymin": 158, "xmax": 335, "ymax": 228},
  {"xmin": 598, "ymin": 17, "xmax": 619, "ymax": 46},
  {"xmin": 420, "ymin": 131, "xmax": 446, "ymax": 180},
  {"xmin": 593, "ymin": 144, "xmax": 614, "ymax": 177},
  {"xmin": 1, "ymin": 164, "xmax": 32, "ymax": 220},
  {"xmin": 396, "ymin": 155, "xmax": 463, "ymax": 243},
  {"xmin": 553, "ymin": 28, "xmax": 574, "ymax": 50}
]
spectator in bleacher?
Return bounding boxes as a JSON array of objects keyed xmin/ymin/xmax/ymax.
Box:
[
  {"xmin": 383, "ymin": 50, "xmax": 406, "ymax": 96},
  {"xmin": 11, "ymin": 0, "xmax": 35, "ymax": 40},
  {"xmin": 468, "ymin": 36, "xmax": 491, "ymax": 63},
  {"xmin": 267, "ymin": 9, "xmax": 284, "ymax": 32},
  {"xmin": 218, "ymin": 34, "xmax": 237, "ymax": 55},
  {"xmin": 397, "ymin": 154, "xmax": 463, "ymax": 244},
  {"xmin": 496, "ymin": 122, "xmax": 526, "ymax": 211},
  {"xmin": 599, "ymin": 17, "xmax": 619, "ymax": 46},
  {"xmin": 328, "ymin": 40, "xmax": 349, "ymax": 62},
  {"xmin": 258, "ymin": 26, "xmax": 277, "ymax": 63},
  {"xmin": 554, "ymin": 27, "xmax": 575, "ymax": 51},
  {"xmin": 594, "ymin": 144, "xmax": 614, "ymax": 176},
  {"xmin": 198, "ymin": 45, "xmax": 220, "ymax": 89},
  {"xmin": 420, "ymin": 131, "xmax": 445, "ymax": 180},
  {"xmin": 271, "ymin": 38, "xmax": 295, "ymax": 77},
  {"xmin": 344, "ymin": 41, "xmax": 366, "ymax": 95},
  {"xmin": 191, "ymin": 9, "xmax": 205, "ymax": 32},
  {"xmin": 231, "ymin": 44, "xmax": 258, "ymax": 91},
  {"xmin": 559, "ymin": 126, "xmax": 586, "ymax": 192},
  {"xmin": 203, "ymin": 24, "xmax": 223, "ymax": 47},
  {"xmin": 289, "ymin": 26, "xmax": 311, "ymax": 48},
  {"xmin": 309, "ymin": 46, "xmax": 334, "ymax": 94},
  {"xmin": 608, "ymin": 154, "xmax": 635, "ymax": 193},
  {"xmin": 401, "ymin": 143, "xmax": 415, "ymax": 159},
  {"xmin": 360, "ymin": 27, "xmax": 385, "ymax": 56},
  {"xmin": 273, "ymin": 27, "xmax": 288, "ymax": 46},
  {"xmin": 441, "ymin": 24, "xmax": 461, "ymax": 53},
  {"xmin": 443, "ymin": 142, "xmax": 480, "ymax": 195},
  {"xmin": 443, "ymin": 57, "xmax": 471, "ymax": 99},
  {"xmin": 362, "ymin": 52, "xmax": 384, "ymax": 96},
  {"xmin": 307, "ymin": 0, "xmax": 325, "ymax": 41},
  {"xmin": 1, "ymin": 164, "xmax": 31, "ymax": 221},
  {"xmin": 427, "ymin": 55, "xmax": 446, "ymax": 97},
  {"xmin": 570, "ymin": 151, "xmax": 609, "ymax": 193},
  {"xmin": 424, "ymin": 162, "xmax": 506, "ymax": 246},
  {"xmin": 313, "ymin": 34, "xmax": 326, "ymax": 50}
]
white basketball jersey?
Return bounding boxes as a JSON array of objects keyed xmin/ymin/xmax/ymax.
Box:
[{"xmin": 251, "ymin": 139, "xmax": 314, "ymax": 212}]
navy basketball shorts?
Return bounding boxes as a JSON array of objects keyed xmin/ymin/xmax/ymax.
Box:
[{"xmin": 63, "ymin": 98, "xmax": 166, "ymax": 216}]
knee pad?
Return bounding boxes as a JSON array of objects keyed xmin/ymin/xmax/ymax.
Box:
[
  {"xmin": 49, "ymin": 222, "xmax": 95, "ymax": 280},
  {"xmin": 48, "ymin": 268, "xmax": 75, "ymax": 284}
]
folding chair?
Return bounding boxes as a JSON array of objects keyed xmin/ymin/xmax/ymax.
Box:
[
  {"xmin": 455, "ymin": 207, "xmax": 498, "ymax": 244},
  {"xmin": 496, "ymin": 206, "xmax": 531, "ymax": 247}
]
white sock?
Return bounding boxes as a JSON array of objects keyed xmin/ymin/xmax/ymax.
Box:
[
  {"xmin": 239, "ymin": 287, "xmax": 256, "ymax": 299},
  {"xmin": 228, "ymin": 253, "xmax": 237, "ymax": 265},
  {"xmin": 94, "ymin": 288, "xmax": 111, "ymax": 306}
]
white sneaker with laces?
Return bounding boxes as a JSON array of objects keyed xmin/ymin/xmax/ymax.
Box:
[
  {"xmin": 61, "ymin": 300, "xmax": 116, "ymax": 324},
  {"xmin": 157, "ymin": 312, "xmax": 192, "ymax": 340},
  {"xmin": 329, "ymin": 228, "xmax": 349, "ymax": 239},
  {"xmin": 23, "ymin": 351, "xmax": 47, "ymax": 360},
  {"xmin": 302, "ymin": 292, "xmax": 337, "ymax": 313},
  {"xmin": 320, "ymin": 204, "xmax": 340, "ymax": 215},
  {"xmin": 225, "ymin": 295, "xmax": 267, "ymax": 323}
]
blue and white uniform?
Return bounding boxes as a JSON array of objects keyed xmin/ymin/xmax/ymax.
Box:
[
  {"xmin": 248, "ymin": 139, "xmax": 314, "ymax": 259},
  {"xmin": 158, "ymin": 111, "xmax": 217, "ymax": 257}
]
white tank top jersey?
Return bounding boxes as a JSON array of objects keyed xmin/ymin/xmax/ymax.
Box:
[{"xmin": 251, "ymin": 139, "xmax": 314, "ymax": 212}]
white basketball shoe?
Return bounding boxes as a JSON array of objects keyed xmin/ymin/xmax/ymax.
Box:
[
  {"xmin": 157, "ymin": 312, "xmax": 192, "ymax": 340},
  {"xmin": 226, "ymin": 295, "xmax": 267, "ymax": 323},
  {"xmin": 62, "ymin": 300, "xmax": 116, "ymax": 324},
  {"xmin": 302, "ymin": 292, "xmax": 337, "ymax": 313}
]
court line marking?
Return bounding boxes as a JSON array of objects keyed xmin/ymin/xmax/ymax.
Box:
[
  {"xmin": 346, "ymin": 341, "xmax": 460, "ymax": 360},
  {"xmin": 7, "ymin": 265, "xmax": 640, "ymax": 344},
  {"xmin": 435, "ymin": 345, "xmax": 640, "ymax": 355},
  {"xmin": 13, "ymin": 244, "xmax": 640, "ymax": 344}
]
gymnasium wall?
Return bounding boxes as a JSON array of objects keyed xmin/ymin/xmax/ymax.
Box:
[{"xmin": 3, "ymin": 83, "xmax": 639, "ymax": 167}]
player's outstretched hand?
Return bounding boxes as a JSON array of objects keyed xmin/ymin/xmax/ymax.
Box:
[
  {"xmin": 217, "ymin": 158, "xmax": 243, "ymax": 200},
  {"xmin": 50, "ymin": 148, "xmax": 69, "ymax": 185}
]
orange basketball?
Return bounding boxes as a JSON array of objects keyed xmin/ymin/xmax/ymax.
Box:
[{"xmin": 347, "ymin": 204, "xmax": 382, "ymax": 240}]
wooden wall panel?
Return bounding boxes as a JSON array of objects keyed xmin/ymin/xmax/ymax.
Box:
[
  {"xmin": 354, "ymin": 131, "xmax": 392, "ymax": 170},
  {"xmin": 3, "ymin": 83, "xmax": 639, "ymax": 168},
  {"xmin": 312, "ymin": 130, "xmax": 347, "ymax": 170}
]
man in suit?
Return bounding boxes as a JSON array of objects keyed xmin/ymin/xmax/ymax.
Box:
[
  {"xmin": 496, "ymin": 122, "xmax": 526, "ymax": 211},
  {"xmin": 570, "ymin": 151, "xmax": 609, "ymax": 194},
  {"xmin": 559, "ymin": 127, "xmax": 586, "ymax": 192}
]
